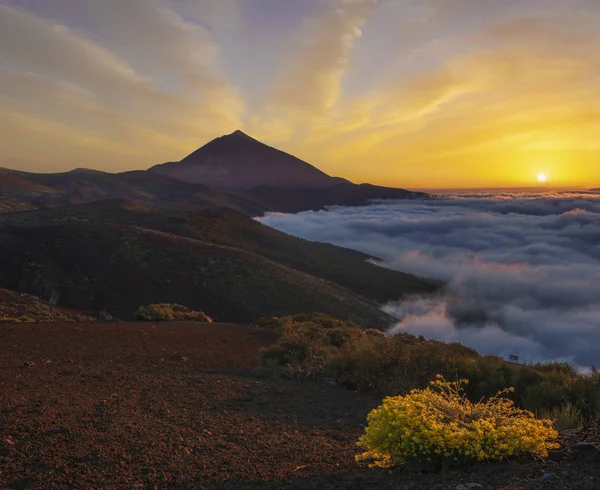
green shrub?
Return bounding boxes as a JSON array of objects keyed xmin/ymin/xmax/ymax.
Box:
[
  {"xmin": 329, "ymin": 335, "xmax": 409, "ymax": 392},
  {"xmin": 261, "ymin": 313, "xmax": 600, "ymax": 426},
  {"xmin": 134, "ymin": 303, "xmax": 212, "ymax": 322},
  {"xmin": 356, "ymin": 376, "xmax": 559, "ymax": 469},
  {"xmin": 0, "ymin": 316, "xmax": 36, "ymax": 323},
  {"xmin": 326, "ymin": 327, "xmax": 363, "ymax": 347}
]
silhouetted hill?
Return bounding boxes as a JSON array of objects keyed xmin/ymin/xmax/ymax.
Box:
[
  {"xmin": 148, "ymin": 130, "xmax": 431, "ymax": 209},
  {"xmin": 0, "ymin": 167, "xmax": 265, "ymax": 215},
  {"xmin": 0, "ymin": 164, "xmax": 430, "ymax": 216},
  {"xmin": 150, "ymin": 130, "xmax": 346, "ymax": 189},
  {"xmin": 249, "ymin": 182, "xmax": 431, "ymax": 212},
  {"xmin": 0, "ymin": 201, "xmax": 439, "ymax": 327}
]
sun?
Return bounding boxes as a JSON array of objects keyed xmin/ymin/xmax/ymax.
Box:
[{"xmin": 537, "ymin": 173, "xmax": 548, "ymax": 183}]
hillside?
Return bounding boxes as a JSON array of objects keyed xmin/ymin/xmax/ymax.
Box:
[
  {"xmin": 2, "ymin": 200, "xmax": 439, "ymax": 304},
  {"xmin": 0, "ymin": 167, "xmax": 266, "ymax": 216},
  {"xmin": 150, "ymin": 130, "xmax": 345, "ymax": 189},
  {"xmin": 249, "ymin": 182, "xmax": 431, "ymax": 213},
  {"xmin": 0, "ymin": 201, "xmax": 438, "ymax": 327}
]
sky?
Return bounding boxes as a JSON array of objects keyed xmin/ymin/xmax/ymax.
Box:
[
  {"xmin": 259, "ymin": 190, "xmax": 600, "ymax": 367},
  {"xmin": 1, "ymin": 0, "xmax": 599, "ymax": 188}
]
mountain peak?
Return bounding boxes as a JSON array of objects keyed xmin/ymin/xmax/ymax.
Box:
[
  {"xmin": 227, "ymin": 129, "xmax": 255, "ymax": 141},
  {"xmin": 149, "ymin": 130, "xmax": 340, "ymax": 189}
]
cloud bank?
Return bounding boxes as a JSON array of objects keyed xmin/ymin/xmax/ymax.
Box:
[{"xmin": 259, "ymin": 192, "xmax": 600, "ymax": 367}]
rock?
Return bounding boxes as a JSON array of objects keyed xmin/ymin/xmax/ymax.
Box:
[
  {"xmin": 465, "ymin": 484, "xmax": 483, "ymax": 489},
  {"xmin": 547, "ymin": 449, "xmax": 566, "ymax": 462},
  {"xmin": 96, "ymin": 310, "xmax": 116, "ymax": 321},
  {"xmin": 456, "ymin": 485, "xmax": 468, "ymax": 490},
  {"xmin": 571, "ymin": 442, "xmax": 599, "ymax": 452},
  {"xmin": 543, "ymin": 473, "xmax": 554, "ymax": 480},
  {"xmin": 570, "ymin": 442, "xmax": 600, "ymax": 462}
]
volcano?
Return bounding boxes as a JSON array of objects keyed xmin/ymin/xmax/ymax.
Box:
[{"xmin": 149, "ymin": 130, "xmax": 348, "ymax": 189}]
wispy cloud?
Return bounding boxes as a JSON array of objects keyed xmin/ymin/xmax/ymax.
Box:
[
  {"xmin": 0, "ymin": 1, "xmax": 242, "ymax": 171},
  {"xmin": 1, "ymin": 0, "xmax": 600, "ymax": 186},
  {"xmin": 258, "ymin": 0, "xmax": 377, "ymax": 137}
]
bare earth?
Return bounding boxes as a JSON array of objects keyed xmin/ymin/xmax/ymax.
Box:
[{"xmin": 0, "ymin": 323, "xmax": 598, "ymax": 489}]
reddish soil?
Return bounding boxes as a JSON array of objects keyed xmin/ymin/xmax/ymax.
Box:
[{"xmin": 0, "ymin": 322, "xmax": 598, "ymax": 489}]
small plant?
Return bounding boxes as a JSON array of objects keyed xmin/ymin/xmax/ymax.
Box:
[
  {"xmin": 541, "ymin": 403, "xmax": 584, "ymax": 431},
  {"xmin": 356, "ymin": 376, "xmax": 559, "ymax": 469},
  {"xmin": 0, "ymin": 316, "xmax": 36, "ymax": 323},
  {"xmin": 134, "ymin": 303, "xmax": 212, "ymax": 322}
]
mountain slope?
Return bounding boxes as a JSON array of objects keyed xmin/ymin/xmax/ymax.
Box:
[
  {"xmin": 149, "ymin": 130, "xmax": 347, "ymax": 189},
  {"xmin": 0, "ymin": 201, "xmax": 439, "ymax": 327},
  {"xmin": 0, "ymin": 167, "xmax": 266, "ymax": 215}
]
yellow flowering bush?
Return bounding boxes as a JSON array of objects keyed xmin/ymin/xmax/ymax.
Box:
[{"xmin": 356, "ymin": 375, "xmax": 559, "ymax": 469}]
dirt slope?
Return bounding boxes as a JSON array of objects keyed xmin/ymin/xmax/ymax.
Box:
[{"xmin": 0, "ymin": 322, "xmax": 597, "ymax": 489}]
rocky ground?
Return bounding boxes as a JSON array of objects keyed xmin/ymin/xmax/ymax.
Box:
[{"xmin": 0, "ymin": 322, "xmax": 598, "ymax": 489}]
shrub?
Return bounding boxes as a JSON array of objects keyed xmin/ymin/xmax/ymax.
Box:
[
  {"xmin": 0, "ymin": 316, "xmax": 36, "ymax": 323},
  {"xmin": 134, "ymin": 303, "xmax": 212, "ymax": 322},
  {"xmin": 260, "ymin": 313, "xmax": 600, "ymax": 426},
  {"xmin": 326, "ymin": 327, "xmax": 363, "ymax": 347},
  {"xmin": 356, "ymin": 376, "xmax": 559, "ymax": 470},
  {"xmin": 329, "ymin": 335, "xmax": 410, "ymax": 392},
  {"xmin": 541, "ymin": 403, "xmax": 584, "ymax": 431}
]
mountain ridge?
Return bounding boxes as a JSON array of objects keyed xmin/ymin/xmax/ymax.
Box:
[{"xmin": 1, "ymin": 131, "xmax": 432, "ymax": 215}]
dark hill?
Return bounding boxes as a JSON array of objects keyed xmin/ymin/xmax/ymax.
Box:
[
  {"xmin": 0, "ymin": 165, "xmax": 431, "ymax": 216},
  {"xmin": 3, "ymin": 200, "xmax": 439, "ymax": 304},
  {"xmin": 0, "ymin": 201, "xmax": 439, "ymax": 327},
  {"xmin": 0, "ymin": 167, "xmax": 265, "ymax": 216},
  {"xmin": 249, "ymin": 182, "xmax": 431, "ymax": 213},
  {"xmin": 149, "ymin": 130, "xmax": 346, "ymax": 189}
]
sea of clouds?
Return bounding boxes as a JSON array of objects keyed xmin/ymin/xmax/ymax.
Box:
[{"xmin": 258, "ymin": 191, "xmax": 600, "ymax": 368}]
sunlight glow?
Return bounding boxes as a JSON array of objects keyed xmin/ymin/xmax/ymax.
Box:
[{"xmin": 537, "ymin": 173, "xmax": 548, "ymax": 183}]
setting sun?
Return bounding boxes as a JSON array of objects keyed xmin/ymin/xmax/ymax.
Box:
[{"xmin": 537, "ymin": 173, "xmax": 548, "ymax": 183}]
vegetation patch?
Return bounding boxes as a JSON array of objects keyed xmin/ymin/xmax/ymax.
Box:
[
  {"xmin": 134, "ymin": 303, "xmax": 213, "ymax": 322},
  {"xmin": 0, "ymin": 316, "xmax": 36, "ymax": 323},
  {"xmin": 260, "ymin": 314, "xmax": 600, "ymax": 428},
  {"xmin": 0, "ymin": 288, "xmax": 93, "ymax": 323}
]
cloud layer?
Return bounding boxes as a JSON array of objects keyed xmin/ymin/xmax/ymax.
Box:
[
  {"xmin": 1, "ymin": 0, "xmax": 600, "ymax": 187},
  {"xmin": 259, "ymin": 192, "xmax": 600, "ymax": 367}
]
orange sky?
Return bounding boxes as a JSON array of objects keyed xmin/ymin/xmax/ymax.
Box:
[{"xmin": 1, "ymin": 0, "xmax": 599, "ymax": 188}]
